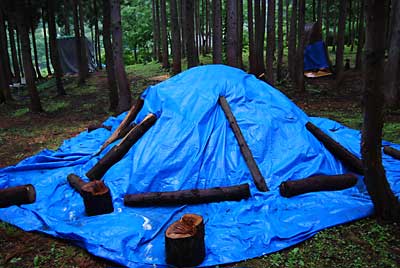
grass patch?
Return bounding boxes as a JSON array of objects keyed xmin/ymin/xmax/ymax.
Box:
[{"xmin": 12, "ymin": 107, "xmax": 29, "ymax": 117}]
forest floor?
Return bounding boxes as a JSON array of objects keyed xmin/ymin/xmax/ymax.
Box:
[{"xmin": 0, "ymin": 63, "xmax": 399, "ymax": 268}]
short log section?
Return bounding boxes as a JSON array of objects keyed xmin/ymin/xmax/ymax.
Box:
[
  {"xmin": 67, "ymin": 174, "xmax": 113, "ymax": 216},
  {"xmin": 124, "ymin": 183, "xmax": 250, "ymax": 207},
  {"xmin": 383, "ymin": 146, "xmax": 400, "ymax": 160},
  {"xmin": 0, "ymin": 184, "xmax": 36, "ymax": 208},
  {"xmin": 98, "ymin": 98, "xmax": 144, "ymax": 153},
  {"xmin": 86, "ymin": 113, "xmax": 157, "ymax": 180},
  {"xmin": 306, "ymin": 122, "xmax": 364, "ymax": 174},
  {"xmin": 279, "ymin": 173, "xmax": 358, "ymax": 197},
  {"xmin": 165, "ymin": 214, "xmax": 205, "ymax": 267},
  {"xmin": 87, "ymin": 124, "xmax": 112, "ymax": 132},
  {"xmin": 219, "ymin": 96, "xmax": 269, "ymax": 192}
]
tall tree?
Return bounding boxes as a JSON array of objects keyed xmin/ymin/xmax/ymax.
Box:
[
  {"xmin": 317, "ymin": 0, "xmax": 322, "ymax": 26},
  {"xmin": 31, "ymin": 21, "xmax": 43, "ymax": 80},
  {"xmin": 7, "ymin": 17, "xmax": 21, "ymax": 82},
  {"xmin": 237, "ymin": 0, "xmax": 243, "ymax": 68},
  {"xmin": 93, "ymin": 0, "xmax": 102, "ymax": 70},
  {"xmin": 265, "ymin": 0, "xmax": 275, "ymax": 84},
  {"xmin": 355, "ymin": 0, "xmax": 364, "ymax": 70},
  {"xmin": 111, "ymin": 0, "xmax": 131, "ymax": 112},
  {"xmin": 63, "ymin": 0, "xmax": 71, "ymax": 35},
  {"xmin": 362, "ymin": 0, "xmax": 400, "ymax": 222},
  {"xmin": 226, "ymin": 0, "xmax": 239, "ymax": 67},
  {"xmin": 102, "ymin": 0, "xmax": 118, "ymax": 111},
  {"xmin": 42, "ymin": 7, "xmax": 52, "ymax": 76},
  {"xmin": 276, "ymin": 0, "xmax": 283, "ymax": 81},
  {"xmin": 16, "ymin": 0, "xmax": 43, "ymax": 112},
  {"xmin": 288, "ymin": 0, "xmax": 297, "ymax": 80},
  {"xmin": 254, "ymin": 0, "xmax": 265, "ymax": 76},
  {"xmin": 248, "ymin": 0, "xmax": 255, "ymax": 72},
  {"xmin": 185, "ymin": 0, "xmax": 198, "ymax": 68},
  {"xmin": 16, "ymin": 27, "xmax": 24, "ymax": 78},
  {"xmin": 296, "ymin": 0, "xmax": 305, "ymax": 91},
  {"xmin": 160, "ymin": 0, "xmax": 170, "ymax": 69},
  {"xmin": 335, "ymin": 0, "xmax": 347, "ymax": 85},
  {"xmin": 212, "ymin": 0, "xmax": 222, "ymax": 63},
  {"xmin": 151, "ymin": 0, "xmax": 158, "ymax": 60},
  {"xmin": 72, "ymin": 0, "xmax": 87, "ymax": 85},
  {"xmin": 325, "ymin": 0, "xmax": 330, "ymax": 42},
  {"xmin": 155, "ymin": 0, "xmax": 162, "ymax": 62},
  {"xmin": 0, "ymin": 5, "xmax": 13, "ymax": 85},
  {"xmin": 170, "ymin": 0, "xmax": 181, "ymax": 74},
  {"xmin": 78, "ymin": 0, "xmax": 89, "ymax": 81},
  {"xmin": 0, "ymin": 2, "xmax": 13, "ymax": 102},
  {"xmin": 47, "ymin": 0, "xmax": 66, "ymax": 95}
]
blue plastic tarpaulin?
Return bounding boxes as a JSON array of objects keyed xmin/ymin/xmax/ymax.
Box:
[
  {"xmin": 304, "ymin": 41, "xmax": 330, "ymax": 71},
  {"xmin": 1, "ymin": 65, "xmax": 399, "ymax": 267}
]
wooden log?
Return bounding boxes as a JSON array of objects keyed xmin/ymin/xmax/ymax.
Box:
[
  {"xmin": 218, "ymin": 96, "xmax": 269, "ymax": 192},
  {"xmin": 124, "ymin": 183, "xmax": 251, "ymax": 207},
  {"xmin": 0, "ymin": 184, "xmax": 36, "ymax": 208},
  {"xmin": 97, "ymin": 98, "xmax": 144, "ymax": 154},
  {"xmin": 383, "ymin": 146, "xmax": 400, "ymax": 160},
  {"xmin": 86, "ymin": 113, "xmax": 157, "ymax": 180},
  {"xmin": 279, "ymin": 173, "xmax": 358, "ymax": 197},
  {"xmin": 305, "ymin": 122, "xmax": 364, "ymax": 174},
  {"xmin": 67, "ymin": 174, "xmax": 114, "ymax": 216},
  {"xmin": 87, "ymin": 124, "xmax": 112, "ymax": 132},
  {"xmin": 165, "ymin": 213, "xmax": 205, "ymax": 267}
]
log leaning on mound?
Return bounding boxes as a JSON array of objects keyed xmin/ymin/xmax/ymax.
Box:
[
  {"xmin": 218, "ymin": 96, "xmax": 269, "ymax": 192},
  {"xmin": 165, "ymin": 214, "xmax": 205, "ymax": 267},
  {"xmin": 97, "ymin": 97, "xmax": 144, "ymax": 154},
  {"xmin": 86, "ymin": 113, "xmax": 157, "ymax": 180},
  {"xmin": 124, "ymin": 183, "xmax": 251, "ymax": 207},
  {"xmin": 279, "ymin": 173, "xmax": 358, "ymax": 197},
  {"xmin": 383, "ymin": 146, "xmax": 400, "ymax": 160},
  {"xmin": 67, "ymin": 174, "xmax": 113, "ymax": 216},
  {"xmin": 0, "ymin": 184, "xmax": 36, "ymax": 208},
  {"xmin": 305, "ymin": 122, "xmax": 364, "ymax": 174}
]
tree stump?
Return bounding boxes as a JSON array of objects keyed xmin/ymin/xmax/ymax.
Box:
[
  {"xmin": 279, "ymin": 173, "xmax": 358, "ymax": 197},
  {"xmin": 0, "ymin": 184, "xmax": 36, "ymax": 208},
  {"xmin": 67, "ymin": 174, "xmax": 113, "ymax": 216},
  {"xmin": 165, "ymin": 214, "xmax": 205, "ymax": 267},
  {"xmin": 124, "ymin": 183, "xmax": 250, "ymax": 207},
  {"xmin": 383, "ymin": 146, "xmax": 400, "ymax": 160}
]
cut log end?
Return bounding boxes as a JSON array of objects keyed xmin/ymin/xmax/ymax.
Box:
[
  {"xmin": 165, "ymin": 214, "xmax": 205, "ymax": 267},
  {"xmin": 80, "ymin": 181, "xmax": 114, "ymax": 216},
  {"xmin": 0, "ymin": 184, "xmax": 37, "ymax": 208}
]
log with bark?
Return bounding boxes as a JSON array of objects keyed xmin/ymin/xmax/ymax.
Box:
[
  {"xmin": 0, "ymin": 184, "xmax": 36, "ymax": 208},
  {"xmin": 86, "ymin": 113, "xmax": 157, "ymax": 180},
  {"xmin": 383, "ymin": 146, "xmax": 400, "ymax": 160},
  {"xmin": 67, "ymin": 174, "xmax": 113, "ymax": 216},
  {"xmin": 306, "ymin": 122, "xmax": 364, "ymax": 174},
  {"xmin": 279, "ymin": 173, "xmax": 358, "ymax": 197},
  {"xmin": 97, "ymin": 98, "xmax": 144, "ymax": 154},
  {"xmin": 165, "ymin": 213, "xmax": 205, "ymax": 267},
  {"xmin": 124, "ymin": 183, "xmax": 250, "ymax": 207},
  {"xmin": 219, "ymin": 96, "xmax": 269, "ymax": 192},
  {"xmin": 87, "ymin": 124, "xmax": 112, "ymax": 132}
]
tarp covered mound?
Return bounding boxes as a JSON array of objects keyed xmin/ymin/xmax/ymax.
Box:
[{"xmin": 1, "ymin": 65, "xmax": 400, "ymax": 267}]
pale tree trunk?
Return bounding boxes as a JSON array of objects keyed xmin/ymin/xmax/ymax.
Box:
[
  {"xmin": 227, "ymin": 0, "xmax": 239, "ymax": 67},
  {"xmin": 212, "ymin": 0, "xmax": 222, "ymax": 63},
  {"xmin": 170, "ymin": 0, "xmax": 181, "ymax": 74},
  {"xmin": 8, "ymin": 17, "xmax": 21, "ymax": 82},
  {"xmin": 265, "ymin": 0, "xmax": 275, "ymax": 84},
  {"xmin": 31, "ymin": 23, "xmax": 43, "ymax": 80},
  {"xmin": 362, "ymin": 0, "xmax": 400, "ymax": 222},
  {"xmin": 277, "ymin": 0, "xmax": 283, "ymax": 81},
  {"xmin": 110, "ymin": 0, "xmax": 131, "ymax": 113},
  {"xmin": 42, "ymin": 7, "xmax": 52, "ymax": 76}
]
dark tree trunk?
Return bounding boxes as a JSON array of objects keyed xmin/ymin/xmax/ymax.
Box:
[
  {"xmin": 102, "ymin": 0, "xmax": 118, "ymax": 111},
  {"xmin": 72, "ymin": 0, "xmax": 85, "ymax": 85},
  {"xmin": 0, "ymin": 5, "xmax": 12, "ymax": 101},
  {"xmin": 110, "ymin": 0, "xmax": 132, "ymax": 113},
  {"xmin": 285, "ymin": 0, "xmax": 290, "ymax": 45},
  {"xmin": 335, "ymin": 0, "xmax": 347, "ymax": 85},
  {"xmin": 312, "ymin": 0, "xmax": 316, "ymax": 21},
  {"xmin": 296, "ymin": 0, "xmax": 305, "ymax": 91},
  {"xmin": 155, "ymin": 0, "xmax": 162, "ymax": 62},
  {"xmin": 160, "ymin": 0, "xmax": 170, "ymax": 69},
  {"xmin": 355, "ymin": 0, "xmax": 364, "ymax": 70},
  {"xmin": 42, "ymin": 8, "xmax": 52, "ymax": 76},
  {"xmin": 151, "ymin": 0, "xmax": 158, "ymax": 60},
  {"xmin": 195, "ymin": 0, "xmax": 200, "ymax": 56},
  {"xmin": 266, "ymin": 0, "xmax": 275, "ymax": 84},
  {"xmin": 325, "ymin": 0, "xmax": 330, "ymax": 42},
  {"xmin": 0, "ymin": 7, "xmax": 13, "ymax": 85},
  {"xmin": 362, "ymin": 0, "xmax": 400, "ymax": 222},
  {"xmin": 63, "ymin": 0, "xmax": 71, "ymax": 35},
  {"xmin": 288, "ymin": 0, "xmax": 297, "ymax": 81},
  {"xmin": 185, "ymin": 0, "xmax": 198, "ymax": 68},
  {"xmin": 212, "ymin": 0, "xmax": 222, "ymax": 63},
  {"xmin": 48, "ymin": 0, "xmax": 66, "ymax": 96},
  {"xmin": 317, "ymin": 0, "xmax": 322, "ymax": 26},
  {"xmin": 227, "ymin": 0, "xmax": 239, "ymax": 67},
  {"xmin": 16, "ymin": 0, "xmax": 43, "ymax": 112},
  {"xmin": 277, "ymin": 0, "xmax": 283, "ymax": 81},
  {"xmin": 248, "ymin": 0, "xmax": 255, "ymax": 73},
  {"xmin": 237, "ymin": 0, "xmax": 243, "ymax": 68},
  {"xmin": 78, "ymin": 0, "xmax": 89, "ymax": 83},
  {"xmin": 170, "ymin": 0, "xmax": 181, "ymax": 74},
  {"xmin": 7, "ymin": 17, "xmax": 21, "ymax": 82},
  {"xmin": 384, "ymin": 0, "xmax": 400, "ymax": 105},
  {"xmin": 179, "ymin": 0, "xmax": 186, "ymax": 58},
  {"xmin": 31, "ymin": 23, "xmax": 43, "ymax": 80},
  {"xmin": 254, "ymin": 0, "xmax": 265, "ymax": 76}
]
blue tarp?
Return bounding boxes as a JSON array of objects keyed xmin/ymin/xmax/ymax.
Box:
[
  {"xmin": 1, "ymin": 65, "xmax": 399, "ymax": 267},
  {"xmin": 304, "ymin": 41, "xmax": 330, "ymax": 71}
]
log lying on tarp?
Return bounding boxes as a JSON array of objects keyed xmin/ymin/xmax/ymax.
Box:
[
  {"xmin": 97, "ymin": 97, "xmax": 144, "ymax": 154},
  {"xmin": 165, "ymin": 213, "xmax": 205, "ymax": 267},
  {"xmin": 86, "ymin": 113, "xmax": 157, "ymax": 180},
  {"xmin": 124, "ymin": 183, "xmax": 250, "ymax": 207},
  {"xmin": 305, "ymin": 122, "xmax": 364, "ymax": 174},
  {"xmin": 383, "ymin": 146, "xmax": 400, "ymax": 160},
  {"xmin": 279, "ymin": 173, "xmax": 358, "ymax": 197},
  {"xmin": 219, "ymin": 96, "xmax": 269, "ymax": 192},
  {"xmin": 0, "ymin": 184, "xmax": 36, "ymax": 208},
  {"xmin": 87, "ymin": 124, "xmax": 112, "ymax": 132},
  {"xmin": 67, "ymin": 174, "xmax": 113, "ymax": 216}
]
